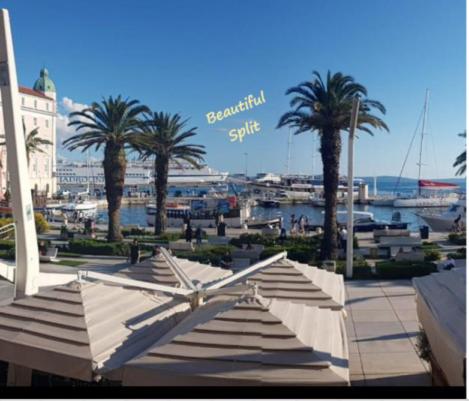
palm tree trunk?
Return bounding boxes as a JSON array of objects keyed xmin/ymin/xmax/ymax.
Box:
[
  {"xmin": 319, "ymin": 130, "xmax": 341, "ymax": 260},
  {"xmin": 154, "ymin": 157, "xmax": 169, "ymax": 235},
  {"xmin": 103, "ymin": 143, "xmax": 126, "ymax": 241}
]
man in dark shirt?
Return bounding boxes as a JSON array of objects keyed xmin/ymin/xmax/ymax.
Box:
[{"xmin": 129, "ymin": 239, "xmax": 140, "ymax": 265}]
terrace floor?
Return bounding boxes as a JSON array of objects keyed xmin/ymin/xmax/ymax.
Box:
[{"xmin": 345, "ymin": 279, "xmax": 431, "ymax": 386}]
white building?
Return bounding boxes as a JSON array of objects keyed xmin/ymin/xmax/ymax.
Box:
[{"xmin": 0, "ymin": 68, "xmax": 57, "ymax": 198}]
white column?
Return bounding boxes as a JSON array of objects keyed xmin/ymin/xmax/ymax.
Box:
[
  {"xmin": 0, "ymin": 9, "xmax": 40, "ymax": 297},
  {"xmin": 346, "ymin": 97, "xmax": 360, "ymax": 279}
]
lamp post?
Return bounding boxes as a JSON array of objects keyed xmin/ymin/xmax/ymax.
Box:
[
  {"xmin": 244, "ymin": 152, "xmax": 248, "ymax": 178},
  {"xmin": 346, "ymin": 97, "xmax": 360, "ymax": 279}
]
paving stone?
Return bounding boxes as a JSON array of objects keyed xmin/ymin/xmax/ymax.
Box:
[
  {"xmin": 349, "ymin": 353, "xmax": 364, "ymax": 375},
  {"xmin": 394, "ymin": 308, "xmax": 418, "ymax": 322},
  {"xmin": 348, "ymin": 338, "xmax": 359, "ymax": 354},
  {"xmin": 388, "ymin": 295, "xmax": 417, "ymax": 310},
  {"xmin": 350, "ymin": 374, "xmax": 366, "ymax": 386},
  {"xmin": 364, "ymin": 372, "xmax": 431, "ymax": 386},
  {"xmin": 357, "ymin": 338, "xmax": 416, "ymax": 354},
  {"xmin": 351, "ymin": 309, "xmax": 399, "ymax": 323},
  {"xmin": 349, "ymin": 296, "xmax": 393, "ymax": 311},
  {"xmin": 354, "ymin": 321, "xmax": 404, "ymax": 338},
  {"xmin": 360, "ymin": 352, "xmax": 427, "ymax": 374}
]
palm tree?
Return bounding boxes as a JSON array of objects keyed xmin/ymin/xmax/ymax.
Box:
[
  {"xmin": 25, "ymin": 127, "xmax": 52, "ymax": 165},
  {"xmin": 453, "ymin": 131, "xmax": 466, "ymax": 176},
  {"xmin": 278, "ymin": 71, "xmax": 388, "ymax": 260},
  {"xmin": 134, "ymin": 112, "xmax": 206, "ymax": 235},
  {"xmin": 63, "ymin": 96, "xmax": 148, "ymax": 241},
  {"xmin": 1, "ymin": 119, "xmax": 52, "ymax": 165}
]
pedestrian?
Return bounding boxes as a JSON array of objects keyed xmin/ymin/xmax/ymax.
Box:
[
  {"xmin": 443, "ymin": 255, "xmax": 456, "ymax": 270},
  {"xmin": 129, "ymin": 239, "xmax": 140, "ymax": 265},
  {"xmin": 195, "ymin": 226, "xmax": 203, "ymax": 245},
  {"xmin": 290, "ymin": 214, "xmax": 295, "ymax": 229},
  {"xmin": 152, "ymin": 245, "xmax": 161, "ymax": 258},
  {"xmin": 279, "ymin": 227, "xmax": 287, "ymax": 245},
  {"xmin": 299, "ymin": 215, "xmax": 306, "ymax": 235},
  {"xmin": 340, "ymin": 227, "xmax": 348, "ymax": 250},
  {"xmin": 185, "ymin": 222, "xmax": 193, "ymax": 242}
]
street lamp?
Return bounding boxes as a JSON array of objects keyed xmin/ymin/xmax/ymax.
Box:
[
  {"xmin": 244, "ymin": 152, "xmax": 248, "ymax": 178},
  {"xmin": 346, "ymin": 97, "xmax": 360, "ymax": 279}
]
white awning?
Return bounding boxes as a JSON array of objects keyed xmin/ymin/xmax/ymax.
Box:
[{"xmin": 122, "ymin": 294, "xmax": 349, "ymax": 386}]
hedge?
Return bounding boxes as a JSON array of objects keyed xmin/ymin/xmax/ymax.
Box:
[
  {"xmin": 68, "ymin": 239, "xmax": 130, "ymax": 256},
  {"xmin": 447, "ymin": 247, "xmax": 466, "ymax": 259},
  {"xmin": 375, "ymin": 261, "xmax": 437, "ymax": 279},
  {"xmin": 448, "ymin": 233, "xmax": 466, "ymax": 246},
  {"xmin": 173, "ymin": 245, "xmax": 233, "ymax": 267},
  {"xmin": 336, "ymin": 260, "xmax": 374, "ymax": 279}
]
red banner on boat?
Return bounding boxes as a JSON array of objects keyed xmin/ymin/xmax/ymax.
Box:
[{"xmin": 418, "ymin": 180, "xmax": 459, "ymax": 190}]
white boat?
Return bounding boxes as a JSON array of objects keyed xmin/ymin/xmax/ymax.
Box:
[
  {"xmin": 393, "ymin": 190, "xmax": 459, "ymax": 208},
  {"xmin": 146, "ymin": 197, "xmax": 251, "ymax": 228},
  {"xmin": 61, "ymin": 201, "xmax": 98, "ymax": 219},
  {"xmin": 417, "ymin": 199, "xmax": 466, "ymax": 232},
  {"xmin": 413, "ymin": 269, "xmax": 466, "ymax": 386},
  {"xmin": 369, "ymin": 196, "xmax": 396, "ymax": 206}
]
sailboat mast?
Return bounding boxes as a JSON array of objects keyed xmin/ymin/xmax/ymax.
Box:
[
  {"xmin": 286, "ymin": 129, "xmax": 292, "ymax": 175},
  {"xmin": 417, "ymin": 89, "xmax": 430, "ymax": 195}
]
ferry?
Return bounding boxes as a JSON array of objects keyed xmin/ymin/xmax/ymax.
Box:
[{"xmin": 56, "ymin": 159, "xmax": 229, "ymax": 193}]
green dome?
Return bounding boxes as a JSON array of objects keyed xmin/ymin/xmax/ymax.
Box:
[{"xmin": 33, "ymin": 68, "xmax": 56, "ymax": 93}]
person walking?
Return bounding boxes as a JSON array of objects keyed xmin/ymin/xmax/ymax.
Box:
[
  {"xmin": 185, "ymin": 222, "xmax": 193, "ymax": 242},
  {"xmin": 129, "ymin": 239, "xmax": 140, "ymax": 265},
  {"xmin": 195, "ymin": 226, "xmax": 203, "ymax": 245}
]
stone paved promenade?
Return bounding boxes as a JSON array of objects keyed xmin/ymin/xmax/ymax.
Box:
[{"xmin": 345, "ymin": 279, "xmax": 431, "ymax": 386}]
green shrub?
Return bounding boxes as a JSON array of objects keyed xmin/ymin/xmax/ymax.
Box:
[
  {"xmin": 34, "ymin": 212, "xmax": 49, "ymax": 234},
  {"xmin": 448, "ymin": 233, "xmax": 466, "ymax": 246},
  {"xmin": 68, "ymin": 239, "xmax": 129, "ymax": 256},
  {"xmin": 173, "ymin": 245, "xmax": 233, "ymax": 267},
  {"xmin": 447, "ymin": 247, "xmax": 466, "ymax": 259},
  {"xmin": 336, "ymin": 260, "xmax": 374, "ymax": 279},
  {"xmin": 375, "ymin": 260, "xmax": 437, "ymax": 279},
  {"xmin": 0, "ymin": 239, "xmax": 15, "ymax": 250},
  {"xmin": 424, "ymin": 249, "xmax": 442, "ymax": 262}
]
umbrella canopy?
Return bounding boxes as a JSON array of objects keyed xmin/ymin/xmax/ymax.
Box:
[
  {"xmin": 122, "ymin": 293, "xmax": 349, "ymax": 386},
  {"xmin": 116, "ymin": 253, "xmax": 232, "ymax": 288},
  {"xmin": 221, "ymin": 258, "xmax": 345, "ymax": 310},
  {"xmin": 0, "ymin": 279, "xmax": 190, "ymax": 381},
  {"xmin": 413, "ymin": 268, "xmax": 466, "ymax": 386}
]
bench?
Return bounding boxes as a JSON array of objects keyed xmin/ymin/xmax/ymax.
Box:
[
  {"xmin": 169, "ymin": 241, "xmax": 195, "ymax": 252},
  {"xmin": 232, "ymin": 244, "xmax": 265, "ymax": 264},
  {"xmin": 207, "ymin": 236, "xmax": 231, "ymax": 246},
  {"xmin": 394, "ymin": 249, "xmax": 425, "ymax": 262},
  {"xmin": 378, "ymin": 236, "xmax": 422, "ymax": 258},
  {"xmin": 373, "ymin": 229, "xmax": 410, "ymax": 242},
  {"xmin": 39, "ymin": 247, "xmax": 60, "ymax": 263},
  {"xmin": 231, "ymin": 258, "xmax": 251, "ymax": 272}
]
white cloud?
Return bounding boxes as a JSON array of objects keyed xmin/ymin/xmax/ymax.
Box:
[{"xmin": 56, "ymin": 96, "xmax": 89, "ymax": 145}]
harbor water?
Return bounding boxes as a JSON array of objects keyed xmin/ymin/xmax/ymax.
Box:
[{"xmin": 95, "ymin": 178, "xmax": 465, "ymax": 232}]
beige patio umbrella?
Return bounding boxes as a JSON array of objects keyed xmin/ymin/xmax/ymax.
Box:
[
  {"xmin": 0, "ymin": 278, "xmax": 191, "ymax": 383},
  {"xmin": 116, "ymin": 248, "xmax": 232, "ymax": 288},
  {"xmin": 121, "ymin": 292, "xmax": 349, "ymax": 386},
  {"xmin": 208, "ymin": 256, "xmax": 345, "ymax": 310},
  {"xmin": 413, "ymin": 268, "xmax": 466, "ymax": 386}
]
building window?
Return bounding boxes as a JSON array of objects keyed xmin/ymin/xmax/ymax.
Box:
[
  {"xmin": 21, "ymin": 97, "xmax": 25, "ymax": 106},
  {"xmin": 33, "ymin": 118, "xmax": 37, "ymax": 126},
  {"xmin": 34, "ymin": 100, "xmax": 37, "ymax": 108},
  {"xmin": 46, "ymin": 103, "xmax": 49, "ymax": 111},
  {"xmin": 45, "ymin": 120, "xmax": 49, "ymax": 128}
]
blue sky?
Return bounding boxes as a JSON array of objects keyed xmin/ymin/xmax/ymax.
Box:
[{"xmin": 4, "ymin": 0, "xmax": 466, "ymax": 178}]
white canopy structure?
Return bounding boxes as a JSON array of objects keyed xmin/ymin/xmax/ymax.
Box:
[
  {"xmin": 121, "ymin": 293, "xmax": 349, "ymax": 386},
  {"xmin": 413, "ymin": 268, "xmax": 466, "ymax": 386},
  {"xmin": 0, "ymin": 279, "xmax": 191, "ymax": 382},
  {"xmin": 116, "ymin": 250, "xmax": 232, "ymax": 289}
]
